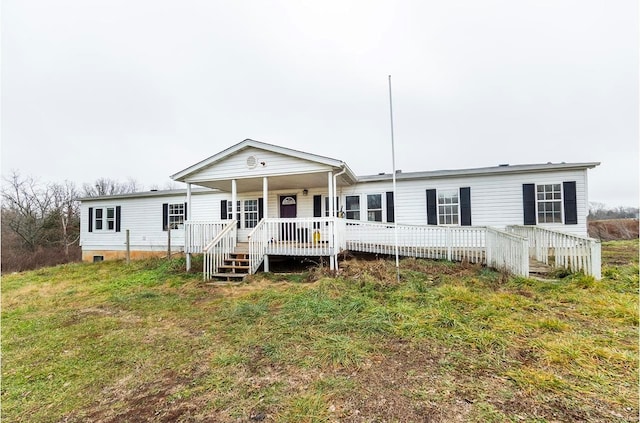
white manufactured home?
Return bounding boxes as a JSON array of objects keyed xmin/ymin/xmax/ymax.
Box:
[{"xmin": 80, "ymin": 139, "xmax": 602, "ymax": 279}]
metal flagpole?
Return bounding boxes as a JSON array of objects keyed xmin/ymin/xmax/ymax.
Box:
[{"xmin": 388, "ymin": 75, "xmax": 400, "ymax": 282}]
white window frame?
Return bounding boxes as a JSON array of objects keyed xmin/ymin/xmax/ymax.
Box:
[
  {"xmin": 536, "ymin": 183, "xmax": 563, "ymax": 224},
  {"xmin": 367, "ymin": 194, "xmax": 383, "ymax": 222},
  {"xmin": 168, "ymin": 203, "xmax": 185, "ymax": 230},
  {"xmin": 244, "ymin": 199, "xmax": 259, "ymax": 229},
  {"xmin": 437, "ymin": 189, "xmax": 459, "ymax": 225},
  {"xmin": 345, "ymin": 195, "xmax": 360, "ymax": 220},
  {"xmin": 94, "ymin": 206, "xmax": 116, "ymax": 231}
]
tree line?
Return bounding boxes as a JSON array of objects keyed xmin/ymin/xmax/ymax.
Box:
[
  {"xmin": 1, "ymin": 172, "xmax": 145, "ymax": 272},
  {"xmin": 588, "ymin": 202, "xmax": 639, "ymax": 221}
]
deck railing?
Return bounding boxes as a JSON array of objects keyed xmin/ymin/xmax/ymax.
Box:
[
  {"xmin": 485, "ymin": 228, "xmax": 529, "ymax": 277},
  {"xmin": 185, "ymin": 221, "xmax": 227, "ymax": 253},
  {"xmin": 248, "ymin": 217, "xmax": 338, "ymax": 262},
  {"xmin": 344, "ymin": 222, "xmax": 486, "ymax": 263},
  {"xmin": 203, "ymin": 220, "xmax": 237, "ymax": 281},
  {"xmin": 506, "ymin": 225, "xmax": 601, "ymax": 279}
]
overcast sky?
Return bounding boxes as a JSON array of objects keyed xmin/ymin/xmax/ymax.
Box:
[{"xmin": 2, "ymin": 0, "xmax": 638, "ymax": 207}]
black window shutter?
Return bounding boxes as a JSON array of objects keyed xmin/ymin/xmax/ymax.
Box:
[
  {"xmin": 313, "ymin": 195, "xmax": 322, "ymax": 217},
  {"xmin": 522, "ymin": 184, "xmax": 536, "ymax": 225},
  {"xmin": 563, "ymin": 181, "xmax": 577, "ymax": 225},
  {"xmin": 237, "ymin": 201, "xmax": 241, "ymax": 229},
  {"xmin": 386, "ymin": 191, "xmax": 395, "ymax": 223},
  {"xmin": 115, "ymin": 206, "xmax": 121, "ymax": 232},
  {"xmin": 88, "ymin": 207, "xmax": 93, "ymax": 232},
  {"xmin": 162, "ymin": 203, "xmax": 169, "ymax": 231},
  {"xmin": 426, "ymin": 189, "xmax": 437, "ymax": 225},
  {"xmin": 184, "ymin": 202, "xmax": 188, "ymax": 220},
  {"xmin": 258, "ymin": 198, "xmax": 264, "ymax": 220},
  {"xmin": 220, "ymin": 200, "xmax": 228, "ymax": 220},
  {"xmin": 460, "ymin": 187, "xmax": 471, "ymax": 226}
]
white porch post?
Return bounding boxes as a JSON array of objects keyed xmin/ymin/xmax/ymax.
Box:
[
  {"xmin": 263, "ymin": 177, "xmax": 269, "ymax": 272},
  {"xmin": 186, "ymin": 182, "xmax": 192, "ymax": 271},
  {"xmin": 231, "ymin": 179, "xmax": 237, "ymax": 220},
  {"xmin": 328, "ymin": 171, "xmax": 335, "ymax": 270},
  {"xmin": 262, "ymin": 177, "xmax": 268, "ymax": 219}
]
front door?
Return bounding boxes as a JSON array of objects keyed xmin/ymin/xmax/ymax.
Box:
[{"xmin": 280, "ymin": 195, "xmax": 297, "ymax": 240}]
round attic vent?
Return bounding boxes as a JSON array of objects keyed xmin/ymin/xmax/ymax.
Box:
[{"xmin": 246, "ymin": 155, "xmax": 257, "ymax": 169}]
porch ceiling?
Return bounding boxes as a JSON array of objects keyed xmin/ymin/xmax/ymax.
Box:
[{"xmin": 191, "ymin": 171, "xmax": 353, "ymax": 193}]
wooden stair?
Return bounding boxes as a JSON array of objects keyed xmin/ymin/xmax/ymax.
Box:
[
  {"xmin": 529, "ymin": 258, "xmax": 553, "ymax": 277},
  {"xmin": 211, "ymin": 244, "xmax": 250, "ymax": 282}
]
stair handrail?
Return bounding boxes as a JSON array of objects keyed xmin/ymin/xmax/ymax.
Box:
[
  {"xmin": 247, "ymin": 219, "xmax": 267, "ymax": 274},
  {"xmin": 203, "ymin": 220, "xmax": 237, "ymax": 281},
  {"xmin": 506, "ymin": 225, "xmax": 601, "ymax": 279},
  {"xmin": 485, "ymin": 227, "xmax": 529, "ymax": 277}
]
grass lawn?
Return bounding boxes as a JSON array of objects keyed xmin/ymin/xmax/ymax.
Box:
[{"xmin": 2, "ymin": 240, "xmax": 638, "ymax": 422}]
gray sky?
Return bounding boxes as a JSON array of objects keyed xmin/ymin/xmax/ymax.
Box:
[{"xmin": 2, "ymin": 0, "xmax": 638, "ymax": 207}]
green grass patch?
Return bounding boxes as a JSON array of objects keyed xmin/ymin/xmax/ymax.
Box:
[{"xmin": 2, "ymin": 242, "xmax": 638, "ymax": 422}]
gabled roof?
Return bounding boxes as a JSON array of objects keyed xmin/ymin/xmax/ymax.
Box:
[
  {"xmin": 171, "ymin": 138, "xmax": 357, "ymax": 182},
  {"xmin": 357, "ymin": 161, "xmax": 601, "ymax": 182}
]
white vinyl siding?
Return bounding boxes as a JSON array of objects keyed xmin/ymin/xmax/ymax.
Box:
[{"xmin": 186, "ymin": 147, "xmax": 334, "ymax": 182}]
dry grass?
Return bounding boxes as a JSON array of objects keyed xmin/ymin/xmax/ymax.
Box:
[{"xmin": 2, "ymin": 242, "xmax": 638, "ymax": 422}]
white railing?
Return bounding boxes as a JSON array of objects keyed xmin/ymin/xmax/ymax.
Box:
[
  {"xmin": 345, "ymin": 222, "xmax": 486, "ymax": 263},
  {"xmin": 506, "ymin": 225, "xmax": 601, "ymax": 279},
  {"xmin": 248, "ymin": 218, "xmax": 338, "ymax": 266},
  {"xmin": 485, "ymin": 228, "xmax": 529, "ymax": 277},
  {"xmin": 203, "ymin": 220, "xmax": 237, "ymax": 281},
  {"xmin": 248, "ymin": 220, "xmax": 266, "ymax": 275},
  {"xmin": 185, "ymin": 221, "xmax": 227, "ymax": 253}
]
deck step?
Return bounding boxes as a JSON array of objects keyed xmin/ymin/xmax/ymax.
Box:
[
  {"xmin": 210, "ymin": 272, "xmax": 248, "ymax": 282},
  {"xmin": 529, "ymin": 259, "xmax": 553, "ymax": 275},
  {"xmin": 218, "ymin": 265, "xmax": 250, "ymax": 271}
]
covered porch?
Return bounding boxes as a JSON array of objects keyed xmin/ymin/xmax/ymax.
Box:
[{"xmin": 184, "ymin": 218, "xmax": 602, "ymax": 282}]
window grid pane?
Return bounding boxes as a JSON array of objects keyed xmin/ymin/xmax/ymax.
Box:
[
  {"xmin": 244, "ymin": 200, "xmax": 258, "ymax": 228},
  {"xmin": 367, "ymin": 194, "xmax": 382, "ymax": 222},
  {"xmin": 437, "ymin": 190, "xmax": 459, "ymax": 226},
  {"xmin": 345, "ymin": 196, "xmax": 360, "ymax": 220},
  {"xmin": 536, "ymin": 184, "xmax": 562, "ymax": 223},
  {"xmin": 167, "ymin": 204, "xmax": 185, "ymax": 229}
]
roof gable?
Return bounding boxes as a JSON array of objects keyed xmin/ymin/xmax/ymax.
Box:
[{"xmin": 171, "ymin": 139, "xmax": 350, "ymax": 182}]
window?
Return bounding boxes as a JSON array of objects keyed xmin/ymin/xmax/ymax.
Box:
[
  {"xmin": 537, "ymin": 184, "xmax": 562, "ymax": 223},
  {"xmin": 244, "ymin": 199, "xmax": 258, "ymax": 228},
  {"xmin": 95, "ymin": 208, "xmax": 103, "ymax": 230},
  {"xmin": 168, "ymin": 203, "xmax": 185, "ymax": 229},
  {"xmin": 345, "ymin": 195, "xmax": 360, "ymax": 220},
  {"xmin": 438, "ymin": 190, "xmax": 459, "ymax": 225},
  {"xmin": 324, "ymin": 197, "xmax": 340, "ymax": 217},
  {"xmin": 367, "ymin": 194, "xmax": 382, "ymax": 222},
  {"xmin": 94, "ymin": 207, "xmax": 115, "ymax": 231},
  {"xmin": 226, "ymin": 201, "xmax": 234, "ymax": 220}
]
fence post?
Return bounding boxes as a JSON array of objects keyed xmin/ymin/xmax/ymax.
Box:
[
  {"xmin": 167, "ymin": 226, "xmax": 171, "ymax": 259},
  {"xmin": 125, "ymin": 229, "xmax": 130, "ymax": 264},
  {"xmin": 591, "ymin": 240, "xmax": 602, "ymax": 280},
  {"xmin": 446, "ymin": 227, "xmax": 452, "ymax": 261}
]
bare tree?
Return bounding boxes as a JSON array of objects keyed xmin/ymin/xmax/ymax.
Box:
[
  {"xmin": 51, "ymin": 181, "xmax": 81, "ymax": 257},
  {"xmin": 1, "ymin": 171, "xmax": 55, "ymax": 250},
  {"xmin": 82, "ymin": 177, "xmax": 142, "ymax": 197}
]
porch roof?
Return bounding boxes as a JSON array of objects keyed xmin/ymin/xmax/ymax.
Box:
[{"xmin": 171, "ymin": 139, "xmax": 358, "ymax": 189}]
